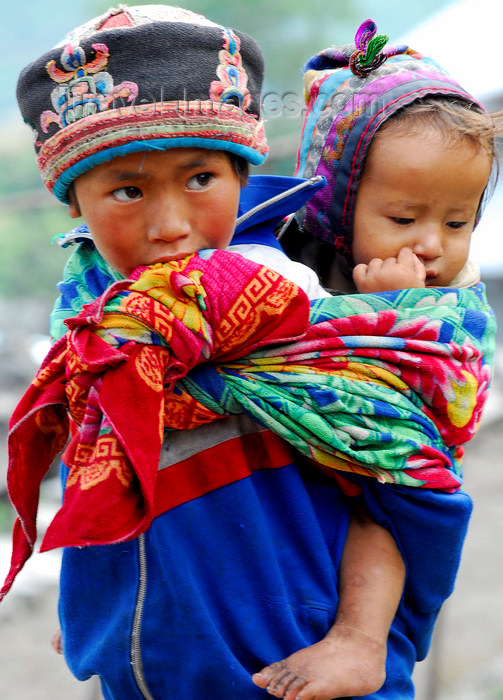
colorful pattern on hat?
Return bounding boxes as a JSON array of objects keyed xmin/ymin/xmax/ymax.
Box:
[
  {"xmin": 17, "ymin": 4, "xmax": 268, "ymax": 202},
  {"xmin": 295, "ymin": 19, "xmax": 481, "ymax": 269}
]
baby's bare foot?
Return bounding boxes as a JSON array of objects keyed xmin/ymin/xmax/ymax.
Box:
[{"xmin": 252, "ymin": 624, "xmax": 386, "ymax": 700}]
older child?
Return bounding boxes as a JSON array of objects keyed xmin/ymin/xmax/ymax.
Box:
[
  {"xmin": 2, "ymin": 9, "xmax": 494, "ymax": 700},
  {"xmin": 254, "ymin": 19, "xmax": 499, "ymax": 699}
]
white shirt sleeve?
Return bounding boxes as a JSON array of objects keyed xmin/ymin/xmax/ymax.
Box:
[{"xmin": 227, "ymin": 244, "xmax": 330, "ymax": 301}]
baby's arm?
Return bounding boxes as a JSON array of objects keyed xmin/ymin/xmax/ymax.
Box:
[
  {"xmin": 252, "ymin": 502, "xmax": 405, "ymax": 700},
  {"xmin": 353, "ymin": 246, "xmax": 426, "ymax": 293}
]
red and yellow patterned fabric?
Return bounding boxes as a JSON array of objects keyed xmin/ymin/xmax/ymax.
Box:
[{"xmin": 1, "ymin": 250, "xmax": 308, "ymax": 600}]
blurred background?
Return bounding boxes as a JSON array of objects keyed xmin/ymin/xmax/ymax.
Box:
[{"xmin": 0, "ymin": 1, "xmax": 502, "ymax": 698}]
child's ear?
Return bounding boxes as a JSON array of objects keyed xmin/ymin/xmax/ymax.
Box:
[
  {"xmin": 67, "ymin": 185, "xmax": 81, "ymax": 218},
  {"xmin": 68, "ymin": 201, "xmax": 81, "ymax": 219}
]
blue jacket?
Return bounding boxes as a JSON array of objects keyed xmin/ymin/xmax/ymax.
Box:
[{"xmin": 55, "ymin": 175, "xmax": 472, "ymax": 699}]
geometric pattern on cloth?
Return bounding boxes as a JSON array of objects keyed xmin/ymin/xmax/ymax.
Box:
[{"xmin": 1, "ymin": 250, "xmax": 496, "ymax": 601}]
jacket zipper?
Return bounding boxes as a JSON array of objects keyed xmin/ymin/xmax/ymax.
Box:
[
  {"xmin": 235, "ymin": 175, "xmax": 324, "ymax": 227},
  {"xmin": 131, "ymin": 533, "xmax": 155, "ymax": 699}
]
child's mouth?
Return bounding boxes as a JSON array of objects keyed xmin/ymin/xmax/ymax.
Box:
[{"xmin": 153, "ymin": 252, "xmax": 194, "ymax": 264}]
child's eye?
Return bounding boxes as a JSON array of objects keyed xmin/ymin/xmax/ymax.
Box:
[
  {"xmin": 187, "ymin": 172, "xmax": 215, "ymax": 190},
  {"xmin": 447, "ymin": 221, "xmax": 468, "ymax": 230},
  {"xmin": 112, "ymin": 186, "xmax": 143, "ymax": 201},
  {"xmin": 392, "ymin": 217, "xmax": 414, "ymax": 226}
]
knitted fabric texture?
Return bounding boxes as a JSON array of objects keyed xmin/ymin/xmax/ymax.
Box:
[
  {"xmin": 295, "ymin": 19, "xmax": 482, "ymax": 271},
  {"xmin": 1, "ymin": 249, "xmax": 495, "ymax": 600},
  {"xmin": 17, "ymin": 4, "xmax": 267, "ymax": 202}
]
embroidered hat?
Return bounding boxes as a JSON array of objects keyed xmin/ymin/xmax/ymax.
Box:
[
  {"xmin": 17, "ymin": 4, "xmax": 268, "ymax": 203},
  {"xmin": 295, "ymin": 19, "xmax": 482, "ymax": 269}
]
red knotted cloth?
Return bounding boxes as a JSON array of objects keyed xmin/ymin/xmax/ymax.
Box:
[{"xmin": 1, "ymin": 251, "xmax": 309, "ymax": 600}]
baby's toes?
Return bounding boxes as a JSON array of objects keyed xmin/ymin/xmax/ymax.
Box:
[
  {"xmin": 282, "ymin": 675, "xmax": 312, "ymax": 700},
  {"xmin": 269, "ymin": 670, "xmax": 308, "ymax": 698},
  {"xmin": 252, "ymin": 661, "xmax": 287, "ymax": 689}
]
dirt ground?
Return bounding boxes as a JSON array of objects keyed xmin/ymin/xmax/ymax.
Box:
[
  {"xmin": 0, "ymin": 359, "xmax": 502, "ymax": 700},
  {"xmin": 413, "ymin": 398, "xmax": 503, "ymax": 700}
]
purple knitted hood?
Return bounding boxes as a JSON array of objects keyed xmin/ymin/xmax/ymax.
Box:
[{"xmin": 295, "ymin": 19, "xmax": 481, "ymax": 271}]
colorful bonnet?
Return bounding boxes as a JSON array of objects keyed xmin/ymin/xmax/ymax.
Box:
[
  {"xmin": 17, "ymin": 4, "xmax": 268, "ymax": 203},
  {"xmin": 295, "ymin": 19, "xmax": 481, "ymax": 273}
]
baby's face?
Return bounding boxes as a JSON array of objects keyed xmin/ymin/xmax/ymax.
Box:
[
  {"xmin": 352, "ymin": 126, "xmax": 492, "ymax": 287},
  {"xmin": 69, "ymin": 148, "xmax": 242, "ymax": 278}
]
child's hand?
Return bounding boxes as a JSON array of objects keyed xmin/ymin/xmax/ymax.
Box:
[{"xmin": 353, "ymin": 247, "xmax": 426, "ymax": 293}]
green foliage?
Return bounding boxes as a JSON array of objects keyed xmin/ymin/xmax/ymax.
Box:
[
  {"xmin": 0, "ymin": 496, "xmax": 14, "ymax": 534},
  {"xmin": 0, "ymin": 202, "xmax": 71, "ymax": 299},
  {"xmin": 0, "ymin": 143, "xmax": 38, "ymax": 196},
  {"xmin": 0, "ymin": 130, "xmax": 72, "ymax": 300}
]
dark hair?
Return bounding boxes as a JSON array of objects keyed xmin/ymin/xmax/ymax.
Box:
[
  {"xmin": 380, "ymin": 97, "xmax": 500, "ymax": 156},
  {"xmin": 228, "ymin": 153, "xmax": 249, "ymax": 186},
  {"xmin": 372, "ymin": 97, "xmax": 503, "ymax": 207},
  {"xmin": 376, "ymin": 98, "xmax": 503, "ymax": 191}
]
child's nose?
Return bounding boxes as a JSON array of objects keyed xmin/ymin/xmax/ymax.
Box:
[
  {"xmin": 147, "ymin": 198, "xmax": 190, "ymax": 242},
  {"xmin": 413, "ymin": 227, "xmax": 443, "ymax": 260}
]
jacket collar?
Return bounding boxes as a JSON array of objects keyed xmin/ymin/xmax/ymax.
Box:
[{"xmin": 232, "ymin": 174, "xmax": 325, "ymax": 249}]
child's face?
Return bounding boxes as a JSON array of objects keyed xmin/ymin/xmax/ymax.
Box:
[
  {"xmin": 352, "ymin": 126, "xmax": 492, "ymax": 287},
  {"xmin": 69, "ymin": 148, "xmax": 242, "ymax": 278}
]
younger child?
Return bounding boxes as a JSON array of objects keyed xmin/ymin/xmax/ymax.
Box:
[
  {"xmin": 255, "ymin": 19, "xmax": 499, "ymax": 699},
  {"xmin": 284, "ymin": 19, "xmax": 499, "ymax": 297}
]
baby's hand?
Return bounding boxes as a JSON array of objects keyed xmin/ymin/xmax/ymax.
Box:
[{"xmin": 353, "ymin": 247, "xmax": 426, "ymax": 293}]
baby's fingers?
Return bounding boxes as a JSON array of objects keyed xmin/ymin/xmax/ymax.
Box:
[
  {"xmin": 353, "ymin": 259, "xmax": 383, "ymax": 287},
  {"xmin": 396, "ymin": 247, "xmax": 426, "ymax": 281}
]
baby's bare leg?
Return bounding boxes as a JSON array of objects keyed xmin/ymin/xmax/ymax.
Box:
[{"xmin": 252, "ymin": 504, "xmax": 405, "ymax": 699}]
